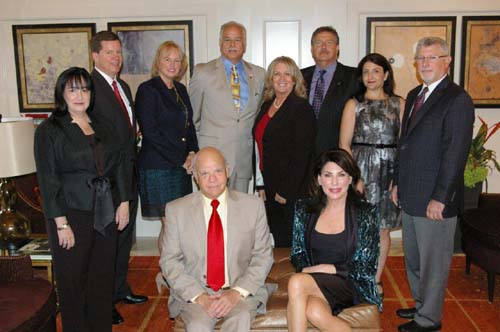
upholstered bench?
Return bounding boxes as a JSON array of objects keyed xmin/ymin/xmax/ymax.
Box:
[
  {"xmin": 0, "ymin": 255, "xmax": 57, "ymax": 332},
  {"xmin": 174, "ymin": 248, "xmax": 380, "ymax": 331}
]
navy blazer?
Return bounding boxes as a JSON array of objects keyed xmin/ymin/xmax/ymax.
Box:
[
  {"xmin": 135, "ymin": 77, "xmax": 198, "ymax": 169},
  {"xmin": 395, "ymin": 76, "xmax": 474, "ymax": 218},
  {"xmin": 302, "ymin": 62, "xmax": 357, "ymax": 154},
  {"xmin": 34, "ymin": 113, "xmax": 132, "ymax": 219},
  {"xmin": 252, "ymin": 93, "xmax": 316, "ymax": 201}
]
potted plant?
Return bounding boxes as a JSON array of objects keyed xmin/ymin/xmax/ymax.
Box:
[{"xmin": 463, "ymin": 116, "xmax": 500, "ymax": 209}]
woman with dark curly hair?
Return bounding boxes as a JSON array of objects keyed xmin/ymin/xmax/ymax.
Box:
[{"xmin": 287, "ymin": 149, "xmax": 381, "ymax": 332}]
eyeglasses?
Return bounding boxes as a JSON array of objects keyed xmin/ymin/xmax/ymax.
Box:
[{"xmin": 414, "ymin": 55, "xmax": 448, "ymax": 63}]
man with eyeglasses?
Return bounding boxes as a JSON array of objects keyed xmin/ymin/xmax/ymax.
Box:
[
  {"xmin": 302, "ymin": 26, "xmax": 358, "ymax": 154},
  {"xmin": 391, "ymin": 36, "xmax": 474, "ymax": 332},
  {"xmin": 189, "ymin": 21, "xmax": 266, "ymax": 193}
]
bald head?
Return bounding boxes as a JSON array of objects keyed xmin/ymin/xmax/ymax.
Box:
[{"xmin": 193, "ymin": 147, "xmax": 229, "ymax": 199}]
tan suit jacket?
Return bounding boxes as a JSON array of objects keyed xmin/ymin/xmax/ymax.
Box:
[
  {"xmin": 159, "ymin": 190, "xmax": 274, "ymax": 318},
  {"xmin": 189, "ymin": 57, "xmax": 266, "ymax": 181}
]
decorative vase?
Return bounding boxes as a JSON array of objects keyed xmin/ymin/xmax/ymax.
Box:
[{"xmin": 463, "ymin": 182, "xmax": 483, "ymax": 211}]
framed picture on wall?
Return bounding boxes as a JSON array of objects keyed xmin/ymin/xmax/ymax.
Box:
[
  {"xmin": 461, "ymin": 16, "xmax": 500, "ymax": 108},
  {"xmin": 367, "ymin": 17, "xmax": 456, "ymax": 98},
  {"xmin": 108, "ymin": 20, "xmax": 194, "ymax": 97},
  {"xmin": 12, "ymin": 23, "xmax": 96, "ymax": 113}
]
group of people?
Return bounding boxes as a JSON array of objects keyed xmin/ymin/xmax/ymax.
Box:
[{"xmin": 34, "ymin": 19, "xmax": 474, "ymax": 332}]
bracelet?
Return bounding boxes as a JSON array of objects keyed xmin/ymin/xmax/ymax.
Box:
[{"xmin": 57, "ymin": 223, "xmax": 70, "ymax": 231}]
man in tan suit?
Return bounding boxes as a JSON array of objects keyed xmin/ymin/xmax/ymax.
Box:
[
  {"xmin": 159, "ymin": 147, "xmax": 274, "ymax": 332},
  {"xmin": 189, "ymin": 21, "xmax": 266, "ymax": 193}
]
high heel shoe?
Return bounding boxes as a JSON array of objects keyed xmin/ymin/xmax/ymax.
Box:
[{"xmin": 155, "ymin": 272, "xmax": 168, "ymax": 294}]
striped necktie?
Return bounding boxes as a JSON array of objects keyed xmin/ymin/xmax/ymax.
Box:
[{"xmin": 231, "ymin": 65, "xmax": 241, "ymax": 112}]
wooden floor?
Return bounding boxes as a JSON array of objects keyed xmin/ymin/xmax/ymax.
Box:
[{"xmin": 54, "ymin": 244, "xmax": 500, "ymax": 331}]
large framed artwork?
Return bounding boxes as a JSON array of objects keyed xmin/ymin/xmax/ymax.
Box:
[
  {"xmin": 108, "ymin": 20, "xmax": 193, "ymax": 97},
  {"xmin": 461, "ymin": 16, "xmax": 500, "ymax": 108},
  {"xmin": 12, "ymin": 23, "xmax": 96, "ymax": 113},
  {"xmin": 367, "ymin": 17, "xmax": 456, "ymax": 98}
]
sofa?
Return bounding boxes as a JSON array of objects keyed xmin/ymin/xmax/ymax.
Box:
[
  {"xmin": 0, "ymin": 255, "xmax": 57, "ymax": 332},
  {"xmin": 174, "ymin": 248, "xmax": 380, "ymax": 331}
]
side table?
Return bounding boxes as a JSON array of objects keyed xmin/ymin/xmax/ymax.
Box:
[{"xmin": 17, "ymin": 238, "xmax": 54, "ymax": 285}]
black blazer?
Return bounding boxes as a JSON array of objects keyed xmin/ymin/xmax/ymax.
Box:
[
  {"xmin": 395, "ymin": 76, "xmax": 474, "ymax": 218},
  {"xmin": 252, "ymin": 93, "xmax": 316, "ymax": 201},
  {"xmin": 91, "ymin": 70, "xmax": 137, "ymax": 195},
  {"xmin": 302, "ymin": 62, "xmax": 357, "ymax": 154},
  {"xmin": 34, "ymin": 113, "xmax": 132, "ymax": 219},
  {"xmin": 135, "ymin": 76, "xmax": 198, "ymax": 169}
]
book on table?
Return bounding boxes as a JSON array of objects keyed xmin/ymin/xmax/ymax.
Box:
[{"xmin": 17, "ymin": 238, "xmax": 51, "ymax": 260}]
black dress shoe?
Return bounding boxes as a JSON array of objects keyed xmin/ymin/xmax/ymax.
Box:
[
  {"xmin": 396, "ymin": 307, "xmax": 417, "ymax": 319},
  {"xmin": 121, "ymin": 293, "xmax": 148, "ymax": 304},
  {"xmin": 112, "ymin": 307, "xmax": 124, "ymax": 325},
  {"xmin": 398, "ymin": 320, "xmax": 442, "ymax": 332}
]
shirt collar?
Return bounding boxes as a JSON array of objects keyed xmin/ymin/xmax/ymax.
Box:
[
  {"xmin": 422, "ymin": 74, "xmax": 447, "ymax": 95},
  {"xmin": 94, "ymin": 66, "xmax": 116, "ymax": 85},
  {"xmin": 222, "ymin": 57, "xmax": 243, "ymax": 72},
  {"xmin": 201, "ymin": 188, "xmax": 228, "ymax": 208},
  {"xmin": 314, "ymin": 61, "xmax": 337, "ymax": 76}
]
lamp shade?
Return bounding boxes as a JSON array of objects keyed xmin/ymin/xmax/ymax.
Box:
[{"xmin": 0, "ymin": 117, "xmax": 36, "ymax": 178}]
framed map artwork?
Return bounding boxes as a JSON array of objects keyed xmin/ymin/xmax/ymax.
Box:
[
  {"xmin": 461, "ymin": 16, "xmax": 500, "ymax": 107},
  {"xmin": 367, "ymin": 17, "xmax": 456, "ymax": 98},
  {"xmin": 12, "ymin": 23, "xmax": 96, "ymax": 113},
  {"xmin": 108, "ymin": 20, "xmax": 193, "ymax": 98}
]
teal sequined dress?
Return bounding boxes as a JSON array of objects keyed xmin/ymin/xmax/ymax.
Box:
[{"xmin": 290, "ymin": 199, "xmax": 382, "ymax": 311}]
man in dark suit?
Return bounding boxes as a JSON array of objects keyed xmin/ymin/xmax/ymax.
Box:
[
  {"xmin": 301, "ymin": 26, "xmax": 357, "ymax": 154},
  {"xmin": 89, "ymin": 31, "xmax": 148, "ymax": 325},
  {"xmin": 391, "ymin": 37, "xmax": 474, "ymax": 332}
]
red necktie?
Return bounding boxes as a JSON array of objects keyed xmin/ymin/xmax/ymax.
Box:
[
  {"xmin": 112, "ymin": 80, "xmax": 132, "ymax": 131},
  {"xmin": 207, "ymin": 199, "xmax": 225, "ymax": 291}
]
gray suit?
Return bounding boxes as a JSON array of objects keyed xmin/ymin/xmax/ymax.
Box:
[
  {"xmin": 395, "ymin": 76, "xmax": 474, "ymax": 327},
  {"xmin": 159, "ymin": 190, "xmax": 274, "ymax": 331},
  {"xmin": 189, "ymin": 57, "xmax": 266, "ymax": 192}
]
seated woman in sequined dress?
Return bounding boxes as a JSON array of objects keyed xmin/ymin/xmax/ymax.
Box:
[{"xmin": 287, "ymin": 149, "xmax": 381, "ymax": 332}]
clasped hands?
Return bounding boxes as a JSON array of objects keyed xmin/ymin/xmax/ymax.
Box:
[{"xmin": 195, "ymin": 289, "xmax": 242, "ymax": 319}]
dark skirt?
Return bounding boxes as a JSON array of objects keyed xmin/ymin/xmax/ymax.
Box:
[
  {"xmin": 138, "ymin": 168, "xmax": 192, "ymax": 217},
  {"xmin": 311, "ymin": 273, "xmax": 360, "ymax": 315}
]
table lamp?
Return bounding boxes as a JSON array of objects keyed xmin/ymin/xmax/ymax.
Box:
[{"xmin": 0, "ymin": 117, "xmax": 36, "ymax": 253}]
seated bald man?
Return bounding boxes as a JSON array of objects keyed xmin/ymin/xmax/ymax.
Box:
[{"xmin": 159, "ymin": 147, "xmax": 274, "ymax": 332}]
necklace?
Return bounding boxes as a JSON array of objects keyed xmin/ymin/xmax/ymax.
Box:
[
  {"xmin": 273, "ymin": 97, "xmax": 285, "ymax": 109},
  {"xmin": 171, "ymin": 84, "xmax": 189, "ymax": 130}
]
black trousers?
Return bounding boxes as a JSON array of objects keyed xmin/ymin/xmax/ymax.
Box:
[
  {"xmin": 47, "ymin": 208, "xmax": 117, "ymax": 332},
  {"xmin": 265, "ymin": 199, "xmax": 295, "ymax": 247},
  {"xmin": 113, "ymin": 194, "xmax": 138, "ymax": 302}
]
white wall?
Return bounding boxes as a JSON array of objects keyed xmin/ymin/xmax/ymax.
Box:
[{"xmin": 1, "ymin": 0, "xmax": 499, "ymax": 236}]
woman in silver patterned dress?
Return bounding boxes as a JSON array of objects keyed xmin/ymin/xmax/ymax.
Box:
[{"xmin": 339, "ymin": 53, "xmax": 404, "ymax": 297}]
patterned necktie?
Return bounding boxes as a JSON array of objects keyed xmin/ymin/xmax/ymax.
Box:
[
  {"xmin": 207, "ymin": 199, "xmax": 225, "ymax": 291},
  {"xmin": 409, "ymin": 87, "xmax": 429, "ymax": 124},
  {"xmin": 231, "ymin": 65, "xmax": 241, "ymax": 112},
  {"xmin": 112, "ymin": 80, "xmax": 132, "ymax": 131},
  {"xmin": 312, "ymin": 69, "xmax": 326, "ymax": 118}
]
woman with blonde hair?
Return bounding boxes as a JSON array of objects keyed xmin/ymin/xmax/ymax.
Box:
[
  {"xmin": 135, "ymin": 40, "xmax": 198, "ymax": 230},
  {"xmin": 253, "ymin": 56, "xmax": 316, "ymax": 247}
]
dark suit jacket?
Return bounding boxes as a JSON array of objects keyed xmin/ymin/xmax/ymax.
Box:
[
  {"xmin": 394, "ymin": 76, "xmax": 474, "ymax": 218},
  {"xmin": 252, "ymin": 93, "xmax": 316, "ymax": 201},
  {"xmin": 91, "ymin": 70, "xmax": 137, "ymax": 195},
  {"xmin": 34, "ymin": 113, "xmax": 132, "ymax": 219},
  {"xmin": 302, "ymin": 62, "xmax": 357, "ymax": 154},
  {"xmin": 135, "ymin": 76, "xmax": 198, "ymax": 169}
]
